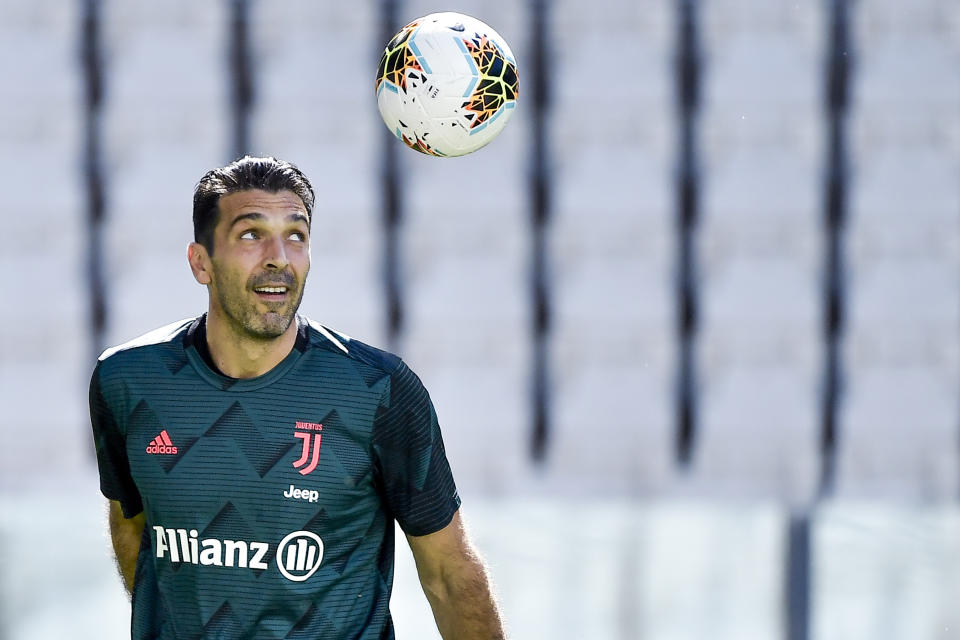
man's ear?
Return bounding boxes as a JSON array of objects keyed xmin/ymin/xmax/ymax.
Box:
[{"xmin": 188, "ymin": 242, "xmax": 212, "ymax": 285}]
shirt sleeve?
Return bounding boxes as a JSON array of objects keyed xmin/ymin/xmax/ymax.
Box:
[
  {"xmin": 90, "ymin": 363, "xmax": 143, "ymax": 518},
  {"xmin": 371, "ymin": 360, "xmax": 461, "ymax": 536}
]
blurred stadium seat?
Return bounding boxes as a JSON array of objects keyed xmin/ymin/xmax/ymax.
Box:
[
  {"xmin": 837, "ymin": 366, "xmax": 958, "ymax": 500},
  {"xmin": 250, "ymin": 1, "xmax": 383, "ymax": 345},
  {"xmin": 839, "ymin": 259, "xmax": 959, "ymax": 500},
  {"xmin": 813, "ymin": 503, "xmax": 960, "ymax": 638},
  {"xmin": 637, "ymin": 503, "xmax": 785, "ymax": 639},
  {"xmin": 690, "ymin": 0, "xmax": 823, "ymax": 503},
  {"xmin": 392, "ymin": 0, "xmax": 530, "ymax": 498},
  {"xmin": 854, "ymin": 3, "xmax": 959, "ymax": 110},
  {"xmin": 552, "ymin": 0, "xmax": 672, "ymax": 156},
  {"xmin": 0, "ymin": 0, "xmax": 88, "ymax": 486},
  {"xmin": 847, "ymin": 148, "xmax": 959, "ymax": 264},
  {"xmin": 101, "ymin": 0, "xmax": 228, "ymax": 343},
  {"xmin": 547, "ymin": 0, "xmax": 675, "ymax": 495},
  {"xmin": 838, "ymin": 0, "xmax": 960, "ymax": 501},
  {"xmin": 400, "ymin": 144, "xmax": 530, "ymax": 496}
]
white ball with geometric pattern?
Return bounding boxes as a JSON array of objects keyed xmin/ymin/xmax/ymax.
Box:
[{"xmin": 376, "ymin": 12, "xmax": 519, "ymax": 157}]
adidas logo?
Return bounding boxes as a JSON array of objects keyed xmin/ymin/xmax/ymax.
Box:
[{"xmin": 146, "ymin": 430, "xmax": 179, "ymax": 455}]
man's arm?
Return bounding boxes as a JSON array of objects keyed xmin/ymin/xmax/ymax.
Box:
[
  {"xmin": 108, "ymin": 499, "xmax": 145, "ymax": 597},
  {"xmin": 406, "ymin": 510, "xmax": 507, "ymax": 639}
]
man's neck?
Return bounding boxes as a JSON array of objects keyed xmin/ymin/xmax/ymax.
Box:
[{"xmin": 204, "ymin": 310, "xmax": 298, "ymax": 379}]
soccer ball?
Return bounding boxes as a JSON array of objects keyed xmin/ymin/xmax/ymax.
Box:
[{"xmin": 375, "ymin": 12, "xmax": 519, "ymax": 157}]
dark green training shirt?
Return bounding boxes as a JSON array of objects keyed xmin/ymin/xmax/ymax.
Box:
[{"xmin": 90, "ymin": 315, "xmax": 461, "ymax": 639}]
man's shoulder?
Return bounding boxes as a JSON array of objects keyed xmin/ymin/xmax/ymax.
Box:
[
  {"xmin": 97, "ymin": 318, "xmax": 195, "ymax": 367},
  {"xmin": 300, "ymin": 317, "xmax": 403, "ymax": 378},
  {"xmin": 92, "ymin": 318, "xmax": 196, "ymax": 399}
]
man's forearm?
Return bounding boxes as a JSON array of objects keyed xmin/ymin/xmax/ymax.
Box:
[
  {"xmin": 421, "ymin": 552, "xmax": 506, "ymax": 640},
  {"xmin": 108, "ymin": 500, "xmax": 145, "ymax": 596}
]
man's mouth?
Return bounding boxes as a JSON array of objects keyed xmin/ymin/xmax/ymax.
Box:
[{"xmin": 253, "ymin": 285, "xmax": 290, "ymax": 301}]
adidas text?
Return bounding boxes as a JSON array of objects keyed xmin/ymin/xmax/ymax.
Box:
[{"xmin": 146, "ymin": 444, "xmax": 178, "ymax": 455}]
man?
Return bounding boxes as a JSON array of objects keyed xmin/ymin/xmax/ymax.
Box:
[{"xmin": 90, "ymin": 156, "xmax": 507, "ymax": 639}]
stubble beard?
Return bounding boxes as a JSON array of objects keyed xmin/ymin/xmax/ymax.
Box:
[{"xmin": 214, "ymin": 272, "xmax": 306, "ymax": 341}]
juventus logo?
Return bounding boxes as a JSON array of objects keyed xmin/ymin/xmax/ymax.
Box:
[{"xmin": 293, "ymin": 421, "xmax": 323, "ymax": 475}]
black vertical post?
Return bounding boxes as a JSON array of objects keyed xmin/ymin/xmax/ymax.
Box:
[
  {"xmin": 675, "ymin": 0, "xmax": 701, "ymax": 467},
  {"xmin": 786, "ymin": 513, "xmax": 812, "ymax": 640},
  {"xmin": 82, "ymin": 0, "xmax": 107, "ymax": 362},
  {"xmin": 379, "ymin": 0, "xmax": 404, "ymax": 351},
  {"xmin": 790, "ymin": 2, "xmax": 852, "ymax": 639},
  {"xmin": 529, "ymin": 0, "xmax": 551, "ymax": 462},
  {"xmin": 820, "ymin": 0, "xmax": 851, "ymax": 497},
  {"xmin": 230, "ymin": 0, "xmax": 253, "ymax": 159}
]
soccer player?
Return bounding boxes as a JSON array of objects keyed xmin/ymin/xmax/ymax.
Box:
[{"xmin": 90, "ymin": 156, "xmax": 507, "ymax": 639}]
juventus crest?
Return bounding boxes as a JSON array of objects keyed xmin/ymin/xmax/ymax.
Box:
[{"xmin": 293, "ymin": 421, "xmax": 323, "ymax": 475}]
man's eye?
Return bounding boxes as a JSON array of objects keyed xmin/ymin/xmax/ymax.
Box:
[
  {"xmin": 289, "ymin": 232, "xmax": 307, "ymax": 242},
  {"xmin": 240, "ymin": 230, "xmax": 258, "ymax": 240}
]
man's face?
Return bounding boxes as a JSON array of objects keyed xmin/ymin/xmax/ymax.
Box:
[{"xmin": 198, "ymin": 189, "xmax": 311, "ymax": 340}]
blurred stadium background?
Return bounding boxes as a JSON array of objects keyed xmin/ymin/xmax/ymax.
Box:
[{"xmin": 1, "ymin": 0, "xmax": 959, "ymax": 638}]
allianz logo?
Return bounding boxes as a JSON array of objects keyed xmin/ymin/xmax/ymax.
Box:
[{"xmin": 153, "ymin": 526, "xmax": 324, "ymax": 582}]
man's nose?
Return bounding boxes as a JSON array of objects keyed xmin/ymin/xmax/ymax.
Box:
[{"xmin": 263, "ymin": 235, "xmax": 289, "ymax": 270}]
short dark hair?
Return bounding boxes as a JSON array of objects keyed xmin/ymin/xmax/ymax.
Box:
[{"xmin": 193, "ymin": 156, "xmax": 315, "ymax": 253}]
